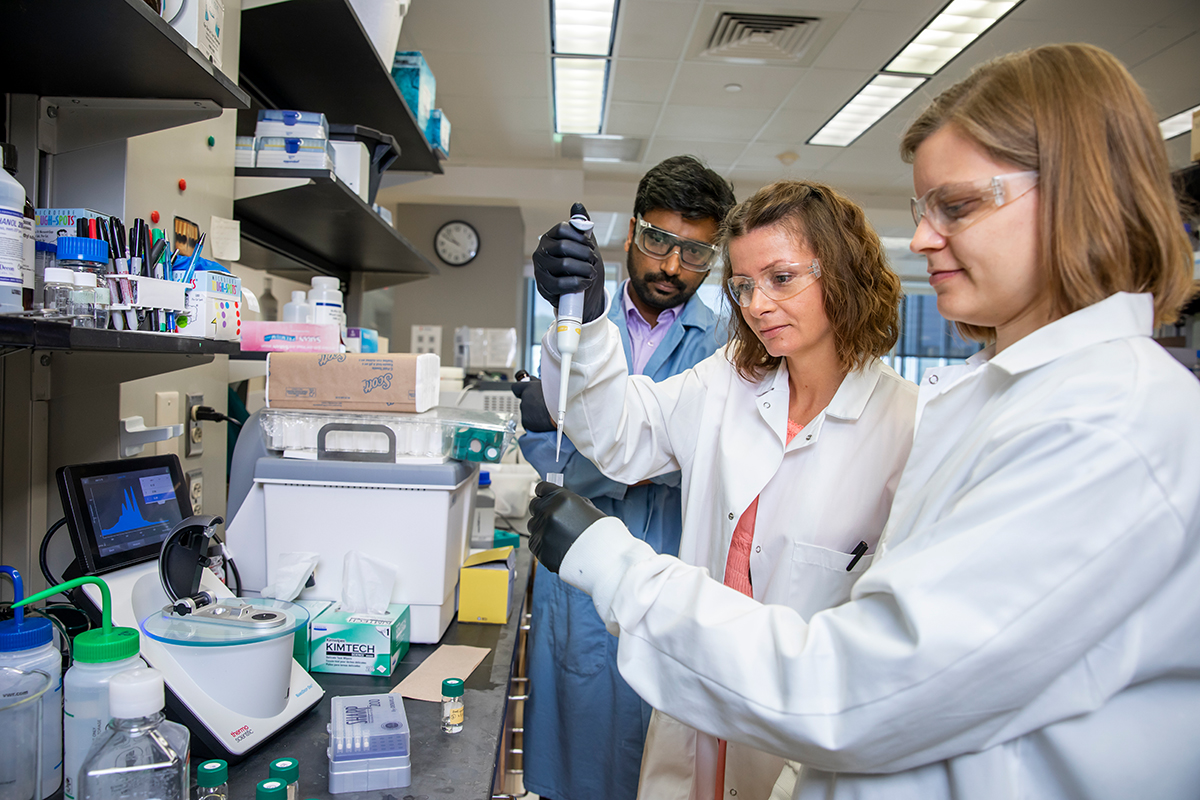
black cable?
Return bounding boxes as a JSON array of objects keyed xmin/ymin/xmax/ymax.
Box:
[
  {"xmin": 39, "ymin": 517, "xmax": 68, "ymax": 591},
  {"xmin": 192, "ymin": 405, "xmax": 243, "ymax": 428}
]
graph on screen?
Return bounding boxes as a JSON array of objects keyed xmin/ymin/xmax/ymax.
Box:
[{"xmin": 100, "ymin": 486, "xmax": 173, "ymax": 537}]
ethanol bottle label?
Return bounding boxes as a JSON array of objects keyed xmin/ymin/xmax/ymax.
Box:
[{"xmin": 0, "ymin": 207, "xmax": 25, "ymax": 285}]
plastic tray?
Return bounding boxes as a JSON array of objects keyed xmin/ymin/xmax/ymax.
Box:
[{"xmin": 259, "ymin": 407, "xmax": 516, "ymax": 463}]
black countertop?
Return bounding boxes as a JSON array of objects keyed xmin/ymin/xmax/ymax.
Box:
[{"xmin": 224, "ymin": 548, "xmax": 531, "ymax": 800}]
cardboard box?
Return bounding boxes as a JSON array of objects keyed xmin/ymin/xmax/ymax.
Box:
[
  {"xmin": 179, "ymin": 270, "xmax": 241, "ymax": 340},
  {"xmin": 241, "ymin": 321, "xmax": 341, "ymax": 352},
  {"xmin": 330, "ymin": 140, "xmax": 371, "ymax": 202},
  {"xmin": 35, "ymin": 208, "xmax": 108, "ymax": 245},
  {"xmin": 168, "ymin": 0, "xmax": 224, "ymax": 70},
  {"xmin": 426, "ymin": 109, "xmax": 450, "ymax": 158},
  {"xmin": 310, "ymin": 603, "xmax": 411, "ymax": 676},
  {"xmin": 345, "ymin": 327, "xmax": 379, "ymax": 353},
  {"xmin": 458, "ymin": 546, "xmax": 516, "ymax": 624},
  {"xmin": 391, "ymin": 51, "xmax": 436, "ymax": 133},
  {"xmin": 266, "ymin": 352, "xmax": 440, "ymax": 412},
  {"xmin": 1192, "ymin": 110, "xmax": 1199, "ymax": 163},
  {"xmin": 291, "ymin": 599, "xmax": 334, "ymax": 671}
]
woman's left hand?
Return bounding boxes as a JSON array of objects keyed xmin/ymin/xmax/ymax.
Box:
[{"xmin": 528, "ymin": 481, "xmax": 606, "ymax": 573}]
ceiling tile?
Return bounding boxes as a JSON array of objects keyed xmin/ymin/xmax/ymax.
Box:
[
  {"xmin": 668, "ymin": 63, "xmax": 804, "ymax": 109},
  {"xmin": 655, "ymin": 105, "xmax": 773, "ymax": 139},
  {"xmin": 643, "ymin": 138, "xmax": 748, "ymax": 169},
  {"xmin": 451, "ymin": 126, "xmax": 557, "ymax": 161},
  {"xmin": 607, "ymin": 101, "xmax": 662, "ymax": 136},
  {"xmin": 756, "ymin": 109, "xmax": 829, "ymax": 146},
  {"xmin": 1007, "ymin": 0, "xmax": 1189, "ymax": 28},
  {"xmin": 400, "ymin": 0, "xmax": 548, "ymax": 54},
  {"xmin": 1116, "ymin": 26, "xmax": 1198, "ymax": 68},
  {"xmin": 810, "ymin": 10, "xmax": 929, "ymax": 71},
  {"xmin": 610, "ymin": 59, "xmax": 678, "ymax": 104},
  {"xmin": 424, "ymin": 52, "xmax": 550, "ymax": 99},
  {"xmin": 437, "ymin": 94, "xmax": 552, "ymax": 134},
  {"xmin": 823, "ymin": 145, "xmax": 911, "ymax": 175},
  {"xmin": 1129, "ymin": 35, "xmax": 1200, "ymax": 117},
  {"xmin": 732, "ymin": 142, "xmax": 842, "ymax": 173},
  {"xmin": 617, "ymin": 1, "xmax": 698, "ymax": 60},
  {"xmin": 783, "ymin": 68, "xmax": 871, "ymax": 113}
]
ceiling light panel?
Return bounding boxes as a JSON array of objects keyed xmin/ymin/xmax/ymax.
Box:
[
  {"xmin": 554, "ymin": 58, "xmax": 609, "ymax": 134},
  {"xmin": 885, "ymin": 0, "xmax": 1019, "ymax": 75},
  {"xmin": 553, "ymin": 0, "xmax": 618, "ymax": 56},
  {"xmin": 809, "ymin": 75, "xmax": 926, "ymax": 147},
  {"xmin": 1160, "ymin": 105, "xmax": 1199, "ymax": 140}
]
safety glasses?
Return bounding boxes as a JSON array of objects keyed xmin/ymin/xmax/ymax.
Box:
[
  {"xmin": 911, "ymin": 170, "xmax": 1039, "ymax": 237},
  {"xmin": 728, "ymin": 260, "xmax": 822, "ymax": 308},
  {"xmin": 633, "ymin": 215, "xmax": 720, "ymax": 272}
]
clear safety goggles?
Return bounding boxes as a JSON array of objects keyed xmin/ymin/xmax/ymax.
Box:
[
  {"xmin": 911, "ymin": 170, "xmax": 1038, "ymax": 238},
  {"xmin": 633, "ymin": 215, "xmax": 720, "ymax": 272},
  {"xmin": 728, "ymin": 260, "xmax": 822, "ymax": 308}
]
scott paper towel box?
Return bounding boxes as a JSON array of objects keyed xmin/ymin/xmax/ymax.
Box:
[
  {"xmin": 266, "ymin": 352, "xmax": 440, "ymax": 412},
  {"xmin": 310, "ymin": 604, "xmax": 410, "ymax": 676}
]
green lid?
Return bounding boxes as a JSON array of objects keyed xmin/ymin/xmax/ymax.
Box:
[
  {"xmin": 14, "ymin": 576, "xmax": 140, "ymax": 662},
  {"xmin": 442, "ymin": 677, "xmax": 464, "ymax": 697},
  {"xmin": 197, "ymin": 760, "xmax": 228, "ymax": 787},
  {"xmin": 256, "ymin": 779, "xmax": 287, "ymax": 800},
  {"xmin": 269, "ymin": 758, "xmax": 299, "ymax": 782}
]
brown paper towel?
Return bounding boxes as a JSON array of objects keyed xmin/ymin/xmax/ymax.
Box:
[{"xmin": 392, "ymin": 644, "xmax": 491, "ymax": 702}]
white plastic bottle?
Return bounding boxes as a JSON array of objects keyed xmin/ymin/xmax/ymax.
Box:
[
  {"xmin": 308, "ymin": 276, "xmax": 343, "ymax": 329},
  {"xmin": 0, "ymin": 146, "xmax": 28, "ymax": 313},
  {"xmin": 0, "ymin": 567, "xmax": 63, "ymax": 799},
  {"xmin": 282, "ymin": 290, "xmax": 310, "ymax": 323},
  {"xmin": 79, "ymin": 668, "xmax": 189, "ymax": 800},
  {"xmin": 63, "ymin": 641, "xmax": 146, "ymax": 800}
]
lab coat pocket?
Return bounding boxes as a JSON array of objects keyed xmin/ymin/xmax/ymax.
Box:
[
  {"xmin": 787, "ymin": 541, "xmax": 873, "ymax": 621},
  {"xmin": 550, "ymin": 577, "xmax": 612, "ymax": 676}
]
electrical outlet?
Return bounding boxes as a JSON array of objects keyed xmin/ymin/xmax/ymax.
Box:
[
  {"xmin": 155, "ymin": 391, "xmax": 180, "ymax": 456},
  {"xmin": 187, "ymin": 469, "xmax": 203, "ymax": 513},
  {"xmin": 185, "ymin": 392, "xmax": 204, "ymax": 457}
]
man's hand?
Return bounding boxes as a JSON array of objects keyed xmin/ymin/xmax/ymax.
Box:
[
  {"xmin": 528, "ymin": 481, "xmax": 606, "ymax": 573},
  {"xmin": 532, "ymin": 203, "xmax": 606, "ymax": 324},
  {"xmin": 512, "ymin": 380, "xmax": 556, "ymax": 433}
]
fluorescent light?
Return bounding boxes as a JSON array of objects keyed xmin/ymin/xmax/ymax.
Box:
[
  {"xmin": 885, "ymin": 0, "xmax": 1019, "ymax": 75},
  {"xmin": 1160, "ymin": 104, "xmax": 1200, "ymax": 140},
  {"xmin": 553, "ymin": 0, "xmax": 618, "ymax": 56},
  {"xmin": 554, "ymin": 58, "xmax": 608, "ymax": 134},
  {"xmin": 583, "ymin": 156, "xmax": 623, "ymax": 163},
  {"xmin": 808, "ymin": 75, "xmax": 926, "ymax": 147}
]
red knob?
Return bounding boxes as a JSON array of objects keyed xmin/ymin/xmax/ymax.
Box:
[
  {"xmin": 178, "ymin": 178, "xmax": 187, "ymax": 192},
  {"xmin": 150, "ymin": 210, "xmax": 160, "ymax": 224}
]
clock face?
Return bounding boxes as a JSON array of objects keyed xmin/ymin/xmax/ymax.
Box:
[{"xmin": 435, "ymin": 221, "xmax": 479, "ymax": 266}]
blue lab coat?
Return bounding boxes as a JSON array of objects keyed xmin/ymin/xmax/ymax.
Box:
[{"xmin": 520, "ymin": 284, "xmax": 725, "ymax": 800}]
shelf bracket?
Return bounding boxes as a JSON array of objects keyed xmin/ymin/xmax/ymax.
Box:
[
  {"xmin": 39, "ymin": 97, "xmax": 223, "ymax": 155},
  {"xmin": 120, "ymin": 416, "xmax": 184, "ymax": 458}
]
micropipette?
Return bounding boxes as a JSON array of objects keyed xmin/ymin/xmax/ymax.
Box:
[{"xmin": 555, "ymin": 203, "xmax": 594, "ymax": 461}]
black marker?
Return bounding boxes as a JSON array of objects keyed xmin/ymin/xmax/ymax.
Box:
[{"xmin": 846, "ymin": 541, "xmax": 869, "ymax": 571}]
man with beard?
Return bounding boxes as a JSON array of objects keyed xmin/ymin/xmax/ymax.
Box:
[{"xmin": 511, "ymin": 155, "xmax": 735, "ymax": 800}]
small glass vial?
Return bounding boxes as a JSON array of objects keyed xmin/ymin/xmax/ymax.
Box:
[
  {"xmin": 268, "ymin": 757, "xmax": 300, "ymax": 800},
  {"xmin": 71, "ymin": 271, "xmax": 97, "ymax": 327},
  {"xmin": 256, "ymin": 778, "xmax": 288, "ymax": 800},
  {"xmin": 43, "ymin": 267, "xmax": 75, "ymax": 318},
  {"xmin": 195, "ymin": 759, "xmax": 228, "ymax": 800},
  {"xmin": 93, "ymin": 284, "xmax": 111, "ymax": 329},
  {"xmin": 441, "ymin": 677, "xmax": 465, "ymax": 733}
]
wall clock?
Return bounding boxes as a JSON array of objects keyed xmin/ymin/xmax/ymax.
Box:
[{"xmin": 434, "ymin": 220, "xmax": 480, "ymax": 266}]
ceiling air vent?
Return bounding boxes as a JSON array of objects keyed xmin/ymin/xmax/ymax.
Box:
[{"xmin": 699, "ymin": 13, "xmax": 821, "ymax": 64}]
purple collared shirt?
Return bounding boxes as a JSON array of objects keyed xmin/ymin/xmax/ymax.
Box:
[{"xmin": 623, "ymin": 281, "xmax": 680, "ymax": 376}]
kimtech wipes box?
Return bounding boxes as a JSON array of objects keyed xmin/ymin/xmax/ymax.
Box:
[
  {"xmin": 266, "ymin": 352, "xmax": 440, "ymax": 412},
  {"xmin": 310, "ymin": 603, "xmax": 411, "ymax": 676}
]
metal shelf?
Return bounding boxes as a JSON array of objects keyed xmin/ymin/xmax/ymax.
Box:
[
  {"xmin": 239, "ymin": 0, "xmax": 442, "ymax": 174},
  {"xmin": 0, "ymin": 0, "xmax": 249, "ymax": 109},
  {"xmin": 0, "ymin": 318, "xmax": 241, "ymax": 355},
  {"xmin": 234, "ymin": 167, "xmax": 438, "ymax": 284}
]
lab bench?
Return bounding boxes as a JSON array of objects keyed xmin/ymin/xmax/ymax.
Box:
[{"xmin": 223, "ymin": 547, "xmax": 532, "ymax": 800}]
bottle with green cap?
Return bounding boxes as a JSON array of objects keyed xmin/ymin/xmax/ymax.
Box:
[
  {"xmin": 268, "ymin": 758, "xmax": 299, "ymax": 800},
  {"xmin": 256, "ymin": 778, "xmax": 288, "ymax": 800},
  {"xmin": 441, "ymin": 677, "xmax": 464, "ymax": 733},
  {"xmin": 195, "ymin": 760, "xmax": 228, "ymax": 800},
  {"xmin": 15, "ymin": 577, "xmax": 145, "ymax": 800}
]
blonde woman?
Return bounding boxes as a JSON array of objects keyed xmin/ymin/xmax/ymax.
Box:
[{"xmin": 530, "ymin": 43, "xmax": 1200, "ymax": 799}]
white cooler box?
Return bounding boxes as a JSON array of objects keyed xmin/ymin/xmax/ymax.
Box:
[{"xmin": 229, "ymin": 456, "xmax": 478, "ymax": 644}]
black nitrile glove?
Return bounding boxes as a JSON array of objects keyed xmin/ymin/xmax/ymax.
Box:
[
  {"xmin": 512, "ymin": 380, "xmax": 556, "ymax": 433},
  {"xmin": 528, "ymin": 481, "xmax": 606, "ymax": 573},
  {"xmin": 532, "ymin": 202, "xmax": 606, "ymax": 324}
]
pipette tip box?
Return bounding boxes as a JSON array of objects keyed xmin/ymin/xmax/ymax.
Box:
[{"xmin": 327, "ymin": 693, "xmax": 411, "ymax": 793}]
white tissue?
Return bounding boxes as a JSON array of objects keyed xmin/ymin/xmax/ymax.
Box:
[
  {"xmin": 340, "ymin": 551, "xmax": 397, "ymax": 614},
  {"xmin": 260, "ymin": 551, "xmax": 320, "ymax": 601}
]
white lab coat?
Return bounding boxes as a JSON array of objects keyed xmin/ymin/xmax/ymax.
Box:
[
  {"xmin": 540, "ymin": 313, "xmax": 918, "ymax": 799},
  {"xmin": 555, "ymin": 292, "xmax": 1200, "ymax": 799}
]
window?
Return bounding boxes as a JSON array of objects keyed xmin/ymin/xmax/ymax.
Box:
[{"xmin": 885, "ymin": 293, "xmax": 982, "ymax": 382}]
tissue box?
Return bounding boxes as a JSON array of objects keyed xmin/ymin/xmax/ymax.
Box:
[
  {"xmin": 255, "ymin": 109, "xmax": 330, "ymax": 140},
  {"xmin": 426, "ymin": 109, "xmax": 450, "ymax": 157},
  {"xmin": 458, "ymin": 546, "xmax": 517, "ymax": 624},
  {"xmin": 266, "ymin": 352, "xmax": 440, "ymax": 413},
  {"xmin": 310, "ymin": 603, "xmax": 411, "ymax": 676},
  {"xmin": 168, "ymin": 0, "xmax": 224, "ymax": 70},
  {"xmin": 180, "ymin": 270, "xmax": 241, "ymax": 340},
  {"xmin": 330, "ymin": 141, "xmax": 371, "ymax": 202},
  {"xmin": 241, "ymin": 321, "xmax": 342, "ymax": 352},
  {"xmin": 255, "ymin": 137, "xmax": 336, "ymax": 170},
  {"xmin": 345, "ymin": 327, "xmax": 379, "ymax": 353},
  {"xmin": 291, "ymin": 599, "xmax": 334, "ymax": 671},
  {"xmin": 391, "ymin": 51, "xmax": 436, "ymax": 133}
]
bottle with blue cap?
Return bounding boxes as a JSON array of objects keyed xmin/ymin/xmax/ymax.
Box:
[{"xmin": 0, "ymin": 566, "xmax": 63, "ymax": 799}]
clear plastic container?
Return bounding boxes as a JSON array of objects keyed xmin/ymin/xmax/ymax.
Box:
[
  {"xmin": 472, "ymin": 472, "xmax": 496, "ymax": 548},
  {"xmin": 79, "ymin": 668, "xmax": 189, "ymax": 800},
  {"xmin": 33, "ymin": 242, "xmax": 55, "ymax": 310},
  {"xmin": 55, "ymin": 237, "xmax": 109, "ymax": 276},
  {"xmin": 259, "ymin": 407, "xmax": 516, "ymax": 463},
  {"xmin": 0, "ymin": 666, "xmax": 52, "ymax": 800},
  {"xmin": 282, "ymin": 291, "xmax": 310, "ymax": 323},
  {"xmin": 93, "ymin": 285, "xmax": 110, "ymax": 330},
  {"xmin": 254, "ymin": 109, "xmax": 329, "ymax": 140},
  {"xmin": 71, "ymin": 272, "xmax": 97, "ymax": 328},
  {"xmin": 43, "ymin": 267, "xmax": 75, "ymax": 319},
  {"xmin": 255, "ymin": 137, "xmax": 335, "ymax": 170}
]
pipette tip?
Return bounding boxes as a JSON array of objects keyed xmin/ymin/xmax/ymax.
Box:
[{"xmin": 556, "ymin": 426, "xmax": 563, "ymax": 462}]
